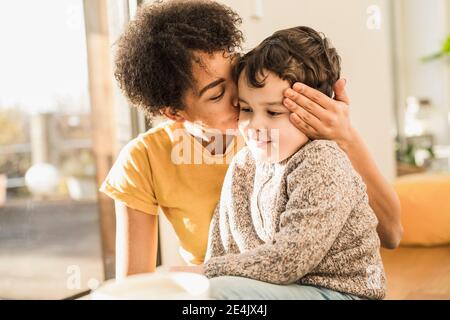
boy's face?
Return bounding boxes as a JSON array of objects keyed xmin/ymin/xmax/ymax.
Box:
[
  {"xmin": 178, "ymin": 51, "xmax": 240, "ymax": 134},
  {"xmin": 238, "ymin": 71, "xmax": 309, "ymax": 163}
]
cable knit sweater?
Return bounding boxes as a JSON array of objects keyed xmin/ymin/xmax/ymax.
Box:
[{"xmin": 204, "ymin": 140, "xmax": 386, "ymax": 300}]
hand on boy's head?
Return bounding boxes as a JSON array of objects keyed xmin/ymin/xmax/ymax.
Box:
[
  {"xmin": 283, "ymin": 79, "xmax": 353, "ymax": 149},
  {"xmin": 333, "ymin": 78, "xmax": 351, "ymax": 105}
]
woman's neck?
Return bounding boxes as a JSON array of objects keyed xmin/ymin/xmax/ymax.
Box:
[{"xmin": 183, "ymin": 121, "xmax": 234, "ymax": 155}]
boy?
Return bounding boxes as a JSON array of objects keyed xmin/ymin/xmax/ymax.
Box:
[{"xmin": 203, "ymin": 26, "xmax": 386, "ymax": 300}]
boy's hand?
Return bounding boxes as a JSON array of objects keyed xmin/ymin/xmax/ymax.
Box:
[
  {"xmin": 169, "ymin": 265, "xmax": 205, "ymax": 275},
  {"xmin": 283, "ymin": 79, "xmax": 354, "ymax": 151}
]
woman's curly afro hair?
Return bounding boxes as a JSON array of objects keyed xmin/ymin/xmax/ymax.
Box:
[{"xmin": 114, "ymin": 0, "xmax": 244, "ymax": 117}]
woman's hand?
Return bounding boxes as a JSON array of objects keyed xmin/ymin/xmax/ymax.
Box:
[
  {"xmin": 283, "ymin": 79, "xmax": 403, "ymax": 249},
  {"xmin": 169, "ymin": 265, "xmax": 205, "ymax": 275},
  {"xmin": 283, "ymin": 79, "xmax": 354, "ymax": 150}
]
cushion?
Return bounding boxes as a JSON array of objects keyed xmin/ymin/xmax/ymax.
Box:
[{"xmin": 394, "ymin": 173, "xmax": 450, "ymax": 246}]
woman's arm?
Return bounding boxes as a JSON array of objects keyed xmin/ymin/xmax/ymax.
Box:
[
  {"xmin": 283, "ymin": 80, "xmax": 403, "ymax": 249},
  {"xmin": 114, "ymin": 201, "xmax": 159, "ymax": 280},
  {"xmin": 337, "ymin": 127, "xmax": 403, "ymax": 249}
]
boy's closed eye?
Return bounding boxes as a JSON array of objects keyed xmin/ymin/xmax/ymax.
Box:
[
  {"xmin": 239, "ymin": 106, "xmax": 287, "ymax": 117},
  {"xmin": 240, "ymin": 106, "xmax": 252, "ymax": 113},
  {"xmin": 267, "ymin": 110, "xmax": 285, "ymax": 116}
]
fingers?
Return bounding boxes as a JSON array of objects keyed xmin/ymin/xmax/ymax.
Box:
[
  {"xmin": 333, "ymin": 78, "xmax": 350, "ymax": 105},
  {"xmin": 289, "ymin": 113, "xmax": 319, "ymax": 139},
  {"xmin": 283, "ymin": 90, "xmax": 328, "ymax": 120},
  {"xmin": 283, "ymin": 98, "xmax": 323, "ymax": 130},
  {"xmin": 285, "ymin": 82, "xmax": 337, "ymax": 111}
]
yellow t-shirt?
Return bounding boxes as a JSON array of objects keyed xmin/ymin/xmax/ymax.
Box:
[{"xmin": 99, "ymin": 120, "xmax": 244, "ymax": 265}]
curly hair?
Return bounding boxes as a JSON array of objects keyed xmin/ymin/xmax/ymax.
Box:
[
  {"xmin": 114, "ymin": 0, "xmax": 244, "ymax": 117},
  {"xmin": 234, "ymin": 26, "xmax": 341, "ymax": 98}
]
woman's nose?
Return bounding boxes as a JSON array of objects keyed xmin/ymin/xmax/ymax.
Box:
[
  {"xmin": 232, "ymin": 97, "xmax": 239, "ymax": 109},
  {"xmin": 228, "ymin": 81, "xmax": 239, "ymax": 108}
]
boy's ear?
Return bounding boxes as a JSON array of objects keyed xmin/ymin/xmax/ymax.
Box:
[{"xmin": 161, "ymin": 107, "xmax": 186, "ymax": 122}]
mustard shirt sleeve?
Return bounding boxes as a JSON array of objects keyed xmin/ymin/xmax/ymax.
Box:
[{"xmin": 99, "ymin": 137, "xmax": 159, "ymax": 215}]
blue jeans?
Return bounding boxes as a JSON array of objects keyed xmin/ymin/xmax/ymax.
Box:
[{"xmin": 209, "ymin": 276, "xmax": 362, "ymax": 300}]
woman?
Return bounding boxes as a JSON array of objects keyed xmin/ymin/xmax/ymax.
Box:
[{"xmin": 100, "ymin": 0, "xmax": 402, "ymax": 285}]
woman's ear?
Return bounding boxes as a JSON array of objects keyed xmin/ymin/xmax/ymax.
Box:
[{"xmin": 161, "ymin": 107, "xmax": 186, "ymax": 122}]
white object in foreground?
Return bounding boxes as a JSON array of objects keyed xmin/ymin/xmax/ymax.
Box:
[{"xmin": 91, "ymin": 272, "xmax": 210, "ymax": 300}]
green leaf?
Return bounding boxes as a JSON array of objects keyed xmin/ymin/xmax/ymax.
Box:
[
  {"xmin": 442, "ymin": 35, "xmax": 450, "ymax": 53},
  {"xmin": 421, "ymin": 35, "xmax": 450, "ymax": 62},
  {"xmin": 421, "ymin": 52, "xmax": 443, "ymax": 62}
]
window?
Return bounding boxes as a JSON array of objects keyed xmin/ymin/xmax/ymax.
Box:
[{"xmin": 0, "ymin": 0, "xmax": 102, "ymax": 299}]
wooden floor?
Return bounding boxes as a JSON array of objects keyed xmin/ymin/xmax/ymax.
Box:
[{"xmin": 381, "ymin": 246, "xmax": 450, "ymax": 300}]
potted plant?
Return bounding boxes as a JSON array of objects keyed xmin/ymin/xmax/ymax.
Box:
[{"xmin": 422, "ymin": 35, "xmax": 450, "ymax": 62}]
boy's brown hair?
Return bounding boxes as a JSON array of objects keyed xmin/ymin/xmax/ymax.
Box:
[{"xmin": 234, "ymin": 26, "xmax": 341, "ymax": 98}]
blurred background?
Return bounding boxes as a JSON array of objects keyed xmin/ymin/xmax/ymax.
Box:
[{"xmin": 0, "ymin": 0, "xmax": 449, "ymax": 300}]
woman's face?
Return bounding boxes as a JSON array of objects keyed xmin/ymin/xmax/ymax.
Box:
[
  {"xmin": 237, "ymin": 71, "xmax": 309, "ymax": 163},
  {"xmin": 180, "ymin": 51, "xmax": 240, "ymax": 135}
]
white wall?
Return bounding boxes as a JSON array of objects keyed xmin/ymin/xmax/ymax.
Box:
[
  {"xmin": 393, "ymin": 0, "xmax": 450, "ymax": 145},
  {"xmin": 220, "ymin": 0, "xmax": 397, "ymax": 180}
]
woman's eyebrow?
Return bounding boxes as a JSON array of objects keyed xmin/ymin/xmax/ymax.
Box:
[{"xmin": 198, "ymin": 78, "xmax": 225, "ymax": 97}]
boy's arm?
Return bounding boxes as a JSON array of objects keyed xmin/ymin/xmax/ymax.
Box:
[
  {"xmin": 205, "ymin": 205, "xmax": 226, "ymax": 261},
  {"xmin": 283, "ymin": 80, "xmax": 403, "ymax": 249},
  {"xmin": 115, "ymin": 201, "xmax": 158, "ymax": 280},
  {"xmin": 204, "ymin": 144, "xmax": 355, "ymax": 285}
]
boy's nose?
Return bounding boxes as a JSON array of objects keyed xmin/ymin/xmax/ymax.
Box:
[
  {"xmin": 248, "ymin": 128, "xmax": 271, "ymax": 141},
  {"xmin": 248, "ymin": 115, "xmax": 267, "ymax": 133}
]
